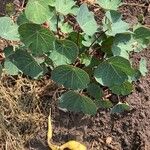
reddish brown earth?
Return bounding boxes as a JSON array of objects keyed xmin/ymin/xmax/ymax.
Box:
[{"xmin": 0, "ymin": 0, "xmax": 150, "ymax": 150}]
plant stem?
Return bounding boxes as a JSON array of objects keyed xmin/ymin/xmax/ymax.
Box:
[
  {"xmin": 76, "ymin": 31, "xmax": 80, "ymax": 46},
  {"xmin": 56, "ymin": 13, "xmax": 59, "ymax": 34},
  {"xmin": 117, "ymin": 95, "xmax": 121, "ymax": 102},
  {"xmin": 21, "ymin": 0, "xmax": 25, "ymax": 8},
  {"xmin": 89, "ymin": 30, "xmax": 108, "ymax": 49}
]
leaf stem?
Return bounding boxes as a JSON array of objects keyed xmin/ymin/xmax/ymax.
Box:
[
  {"xmin": 117, "ymin": 95, "xmax": 121, "ymax": 102},
  {"xmin": 89, "ymin": 30, "xmax": 108, "ymax": 49},
  {"xmin": 21, "ymin": 0, "xmax": 25, "ymax": 8},
  {"xmin": 56, "ymin": 13, "xmax": 59, "ymax": 34},
  {"xmin": 76, "ymin": 31, "xmax": 80, "ymax": 46}
]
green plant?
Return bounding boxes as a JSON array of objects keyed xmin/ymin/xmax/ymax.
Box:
[{"xmin": 0, "ymin": 0, "xmax": 149, "ymax": 115}]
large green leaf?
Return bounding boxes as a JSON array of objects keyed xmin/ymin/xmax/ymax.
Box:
[
  {"xmin": 139, "ymin": 58, "xmax": 148, "ymax": 76},
  {"xmin": 12, "ymin": 50, "xmax": 43, "ymax": 78},
  {"xmin": 110, "ymin": 81, "xmax": 133, "ymax": 95},
  {"xmin": 94, "ymin": 56, "xmax": 135, "ymax": 87},
  {"xmin": 0, "ymin": 17, "xmax": 19, "ymax": 41},
  {"xmin": 111, "ymin": 102, "xmax": 130, "ymax": 114},
  {"xmin": 97, "ymin": 0, "xmax": 122, "ymax": 10},
  {"xmin": 112, "ymin": 34, "xmax": 135, "ymax": 59},
  {"xmin": 18, "ymin": 23, "xmax": 55, "ymax": 55},
  {"xmin": 54, "ymin": 0, "xmax": 75, "ymax": 15},
  {"xmin": 25, "ymin": 0, "xmax": 54, "ymax": 24},
  {"xmin": 103, "ymin": 11, "xmax": 129, "ymax": 36},
  {"xmin": 51, "ymin": 65, "xmax": 90, "ymax": 90},
  {"xmin": 76, "ymin": 4, "xmax": 98, "ymax": 36},
  {"xmin": 49, "ymin": 40, "xmax": 79, "ymax": 66},
  {"xmin": 59, "ymin": 91, "xmax": 97, "ymax": 115}
]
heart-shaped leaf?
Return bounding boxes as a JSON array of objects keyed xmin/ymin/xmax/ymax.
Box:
[
  {"xmin": 133, "ymin": 26, "xmax": 150, "ymax": 51},
  {"xmin": 76, "ymin": 4, "xmax": 98, "ymax": 36},
  {"xmin": 59, "ymin": 91, "xmax": 97, "ymax": 115},
  {"xmin": 49, "ymin": 40, "xmax": 79, "ymax": 66},
  {"xmin": 18, "ymin": 23, "xmax": 55, "ymax": 55},
  {"xmin": 112, "ymin": 34, "xmax": 135, "ymax": 59},
  {"xmin": 103, "ymin": 11, "xmax": 129, "ymax": 36},
  {"xmin": 94, "ymin": 56, "xmax": 135, "ymax": 87},
  {"xmin": 0, "ymin": 17, "xmax": 19, "ymax": 41},
  {"xmin": 12, "ymin": 49, "xmax": 43, "ymax": 78},
  {"xmin": 111, "ymin": 102, "xmax": 130, "ymax": 114},
  {"xmin": 51, "ymin": 65, "xmax": 90, "ymax": 90},
  {"xmin": 97, "ymin": 0, "xmax": 122, "ymax": 10},
  {"xmin": 110, "ymin": 81, "xmax": 133, "ymax": 95},
  {"xmin": 25, "ymin": 0, "xmax": 54, "ymax": 24}
]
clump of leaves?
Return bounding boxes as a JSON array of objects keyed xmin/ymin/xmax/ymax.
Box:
[{"xmin": 0, "ymin": 0, "xmax": 149, "ymax": 115}]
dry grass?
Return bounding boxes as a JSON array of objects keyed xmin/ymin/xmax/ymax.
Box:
[{"xmin": 0, "ymin": 74, "xmax": 58, "ymax": 150}]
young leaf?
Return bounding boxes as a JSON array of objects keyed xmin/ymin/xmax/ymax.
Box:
[
  {"xmin": 87, "ymin": 83, "xmax": 103, "ymax": 99},
  {"xmin": 110, "ymin": 81, "xmax": 133, "ymax": 95},
  {"xmin": 101, "ymin": 37, "xmax": 114, "ymax": 56},
  {"xmin": 4, "ymin": 60, "xmax": 19, "ymax": 75},
  {"xmin": 133, "ymin": 26, "xmax": 150, "ymax": 41},
  {"xmin": 111, "ymin": 102, "xmax": 130, "ymax": 114},
  {"xmin": 68, "ymin": 32, "xmax": 83, "ymax": 48},
  {"xmin": 48, "ymin": 13, "xmax": 64, "ymax": 32},
  {"xmin": 51, "ymin": 65, "xmax": 90, "ymax": 90},
  {"xmin": 112, "ymin": 34, "xmax": 135, "ymax": 59},
  {"xmin": 18, "ymin": 23, "xmax": 55, "ymax": 55},
  {"xmin": 139, "ymin": 58, "xmax": 148, "ymax": 76},
  {"xmin": 54, "ymin": 0, "xmax": 76, "ymax": 15},
  {"xmin": 3, "ymin": 46, "xmax": 19, "ymax": 75},
  {"xmin": 97, "ymin": 0, "xmax": 122, "ymax": 10},
  {"xmin": 76, "ymin": 4, "xmax": 98, "ymax": 36},
  {"xmin": 17, "ymin": 12, "xmax": 30, "ymax": 26},
  {"xmin": 98, "ymin": 99, "xmax": 113, "ymax": 109},
  {"xmin": 59, "ymin": 91, "xmax": 97, "ymax": 115},
  {"xmin": 0, "ymin": 17, "xmax": 19, "ymax": 41},
  {"xmin": 82, "ymin": 35, "xmax": 96, "ymax": 47},
  {"xmin": 133, "ymin": 26, "xmax": 150, "ymax": 51},
  {"xmin": 4, "ymin": 46, "xmax": 15, "ymax": 59},
  {"xmin": 94, "ymin": 56, "xmax": 135, "ymax": 87},
  {"xmin": 25, "ymin": 0, "xmax": 54, "ymax": 24},
  {"xmin": 59, "ymin": 22, "xmax": 73, "ymax": 34},
  {"xmin": 103, "ymin": 11, "xmax": 129, "ymax": 36},
  {"xmin": 49, "ymin": 40, "xmax": 79, "ymax": 66},
  {"xmin": 12, "ymin": 50, "xmax": 43, "ymax": 78}
]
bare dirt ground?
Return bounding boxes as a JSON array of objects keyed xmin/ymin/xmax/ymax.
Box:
[{"xmin": 0, "ymin": 0, "xmax": 150, "ymax": 150}]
